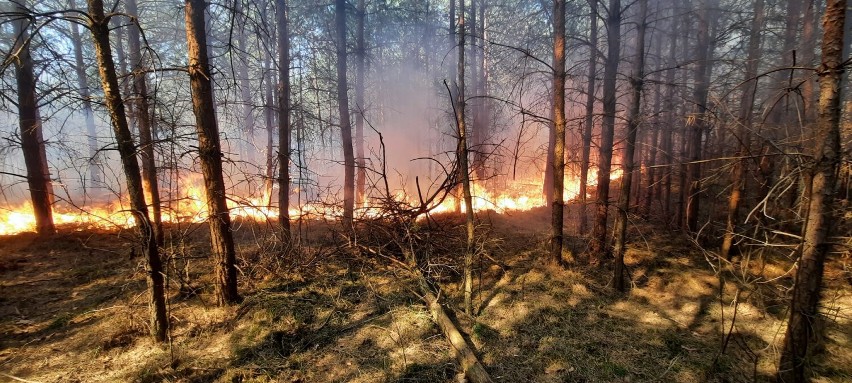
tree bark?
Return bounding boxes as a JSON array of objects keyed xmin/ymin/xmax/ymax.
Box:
[
  {"xmin": 778, "ymin": 1, "xmax": 845, "ymax": 380},
  {"xmin": 126, "ymin": 0, "xmax": 163, "ymax": 246},
  {"xmin": 355, "ymin": 0, "xmax": 367, "ymax": 206},
  {"xmin": 549, "ymin": 0, "xmax": 567, "ymax": 264},
  {"xmin": 590, "ymin": 0, "xmax": 620, "ymax": 260},
  {"xmin": 277, "ymin": 0, "xmax": 292, "ymax": 246},
  {"xmin": 684, "ymin": 0, "xmax": 713, "ymax": 232},
  {"xmin": 184, "ymin": 0, "xmax": 240, "ymax": 305},
  {"xmin": 612, "ymin": 0, "xmax": 646, "ymax": 292},
  {"xmin": 641, "ymin": 35, "xmax": 662, "ymax": 217},
  {"xmin": 235, "ymin": 0, "xmax": 256, "ymax": 165},
  {"xmin": 793, "ymin": 0, "xmax": 818, "ymax": 216},
  {"xmin": 336, "ymin": 0, "xmax": 356, "ymax": 226},
  {"xmin": 454, "ymin": 0, "xmax": 476, "ymax": 316},
  {"xmin": 12, "ymin": 1, "xmax": 55, "ymax": 236},
  {"xmin": 721, "ymin": 0, "xmax": 763, "ymax": 260},
  {"xmin": 264, "ymin": 47, "xmax": 277, "ymax": 208},
  {"xmin": 579, "ymin": 0, "xmax": 598, "ymax": 235},
  {"xmin": 87, "ymin": 0, "xmax": 168, "ymax": 341}
]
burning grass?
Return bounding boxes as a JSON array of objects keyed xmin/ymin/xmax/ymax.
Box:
[{"xmin": 0, "ymin": 210, "xmax": 850, "ymax": 382}]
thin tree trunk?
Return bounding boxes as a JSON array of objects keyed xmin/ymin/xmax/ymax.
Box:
[
  {"xmin": 794, "ymin": 0, "xmax": 818, "ymax": 217},
  {"xmin": 449, "ymin": 0, "xmax": 457, "ymax": 95},
  {"xmin": 87, "ymin": 0, "xmax": 168, "ymax": 341},
  {"xmin": 660, "ymin": 12, "xmax": 678, "ymax": 220},
  {"xmin": 684, "ymin": 0, "xmax": 713, "ymax": 232},
  {"xmin": 455, "ymin": 0, "xmax": 476, "ymax": 316},
  {"xmin": 235, "ymin": 0, "xmax": 256, "ymax": 165},
  {"xmin": 641, "ymin": 34, "xmax": 662, "ymax": 217},
  {"xmin": 111, "ymin": 12, "xmax": 128, "ymax": 94},
  {"xmin": 127, "ymin": 0, "xmax": 163, "ymax": 246},
  {"xmin": 660, "ymin": 116, "xmax": 673, "ymax": 218},
  {"xmin": 355, "ymin": 0, "xmax": 367, "ymax": 206},
  {"xmin": 590, "ymin": 0, "xmax": 620, "ymax": 260},
  {"xmin": 674, "ymin": 0, "xmax": 691, "ymax": 228},
  {"xmin": 721, "ymin": 0, "xmax": 763, "ymax": 260},
  {"xmin": 612, "ymin": 0, "xmax": 646, "ymax": 292},
  {"xmin": 544, "ymin": 110, "xmax": 555, "ymax": 206},
  {"xmin": 469, "ymin": 0, "xmax": 479, "ymax": 180},
  {"xmin": 277, "ymin": 0, "xmax": 292, "ymax": 245},
  {"xmin": 579, "ymin": 0, "xmax": 598, "ymax": 235},
  {"xmin": 550, "ymin": 0, "xmax": 567, "ymax": 264},
  {"xmin": 184, "ymin": 0, "xmax": 240, "ymax": 305},
  {"xmin": 336, "ymin": 0, "xmax": 356, "ymax": 226},
  {"xmin": 778, "ymin": 1, "xmax": 845, "ymax": 380},
  {"xmin": 68, "ymin": 0, "xmax": 101, "ymax": 189},
  {"xmin": 472, "ymin": 0, "xmax": 487, "ymax": 181},
  {"xmin": 13, "ymin": 1, "xmax": 55, "ymax": 236},
  {"xmin": 264, "ymin": 48, "xmax": 276, "ymax": 207}
]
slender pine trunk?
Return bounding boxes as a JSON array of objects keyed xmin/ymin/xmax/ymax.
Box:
[
  {"xmin": 579, "ymin": 0, "xmax": 598, "ymax": 235},
  {"xmin": 87, "ymin": 0, "xmax": 168, "ymax": 340},
  {"xmin": 184, "ymin": 0, "xmax": 240, "ymax": 305},
  {"xmin": 336, "ymin": 0, "xmax": 356, "ymax": 226},
  {"xmin": 13, "ymin": 1, "xmax": 55, "ymax": 236},
  {"xmin": 612, "ymin": 0, "xmax": 646, "ymax": 292},
  {"xmin": 590, "ymin": 0, "xmax": 620, "ymax": 260},
  {"xmin": 778, "ymin": 1, "xmax": 845, "ymax": 380}
]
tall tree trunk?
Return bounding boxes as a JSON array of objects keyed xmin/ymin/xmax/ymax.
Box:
[
  {"xmin": 793, "ymin": 0, "xmax": 818, "ymax": 216},
  {"xmin": 579, "ymin": 0, "xmax": 598, "ymax": 235},
  {"xmin": 449, "ymin": 0, "xmax": 457, "ymax": 96},
  {"xmin": 721, "ymin": 0, "xmax": 764, "ymax": 260},
  {"xmin": 336, "ymin": 0, "xmax": 356, "ymax": 226},
  {"xmin": 355, "ymin": 0, "xmax": 367, "ymax": 206},
  {"xmin": 264, "ymin": 48, "xmax": 277, "ymax": 207},
  {"xmin": 778, "ymin": 1, "xmax": 845, "ymax": 380},
  {"xmin": 471, "ymin": 0, "xmax": 487, "ymax": 181},
  {"xmin": 87, "ymin": 0, "xmax": 168, "ymax": 341},
  {"xmin": 612, "ymin": 0, "xmax": 647, "ymax": 291},
  {"xmin": 277, "ymin": 0, "xmax": 292, "ymax": 245},
  {"xmin": 590, "ymin": 0, "xmax": 620, "ymax": 260},
  {"xmin": 235, "ymin": 0, "xmax": 256, "ymax": 165},
  {"xmin": 674, "ymin": 0, "xmax": 691, "ymax": 228},
  {"xmin": 13, "ymin": 1, "xmax": 55, "ymax": 236},
  {"xmin": 68, "ymin": 0, "xmax": 101, "ymax": 189},
  {"xmin": 684, "ymin": 0, "xmax": 713, "ymax": 232},
  {"xmin": 549, "ymin": 0, "xmax": 567, "ymax": 264},
  {"xmin": 455, "ymin": 0, "xmax": 476, "ymax": 316},
  {"xmin": 184, "ymin": 0, "xmax": 240, "ymax": 305},
  {"xmin": 469, "ymin": 0, "xmax": 479, "ymax": 180},
  {"xmin": 111, "ymin": 11, "xmax": 129, "ymax": 93},
  {"xmin": 770, "ymin": 0, "xmax": 803, "ymax": 124},
  {"xmin": 641, "ymin": 33, "xmax": 662, "ymax": 217},
  {"xmin": 127, "ymin": 0, "xmax": 163, "ymax": 246},
  {"xmin": 660, "ymin": 11, "xmax": 678, "ymax": 220}
]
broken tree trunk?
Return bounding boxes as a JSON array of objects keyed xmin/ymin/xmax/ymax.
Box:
[{"xmin": 401, "ymin": 249, "xmax": 492, "ymax": 383}]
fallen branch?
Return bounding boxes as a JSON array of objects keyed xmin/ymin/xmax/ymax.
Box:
[
  {"xmin": 421, "ymin": 287, "xmax": 493, "ymax": 383},
  {"xmin": 401, "ymin": 249, "xmax": 492, "ymax": 383}
]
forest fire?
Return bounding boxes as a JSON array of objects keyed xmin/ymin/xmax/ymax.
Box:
[
  {"xmin": 2, "ymin": 0, "xmax": 850, "ymax": 381},
  {"xmin": 0, "ymin": 169, "xmax": 623, "ymax": 235}
]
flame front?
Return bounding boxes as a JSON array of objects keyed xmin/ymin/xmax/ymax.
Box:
[{"xmin": 0, "ymin": 169, "xmax": 623, "ymax": 235}]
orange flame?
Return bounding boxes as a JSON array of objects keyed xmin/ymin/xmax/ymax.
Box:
[{"xmin": 0, "ymin": 169, "xmax": 623, "ymax": 235}]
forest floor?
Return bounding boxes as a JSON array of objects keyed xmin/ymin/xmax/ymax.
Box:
[{"xmin": 1, "ymin": 207, "xmax": 850, "ymax": 383}]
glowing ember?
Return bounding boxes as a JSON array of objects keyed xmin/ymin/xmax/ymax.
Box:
[{"xmin": 0, "ymin": 169, "xmax": 624, "ymax": 235}]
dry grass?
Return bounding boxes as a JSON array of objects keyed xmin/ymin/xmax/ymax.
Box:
[{"xmin": 0, "ymin": 210, "xmax": 850, "ymax": 383}]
